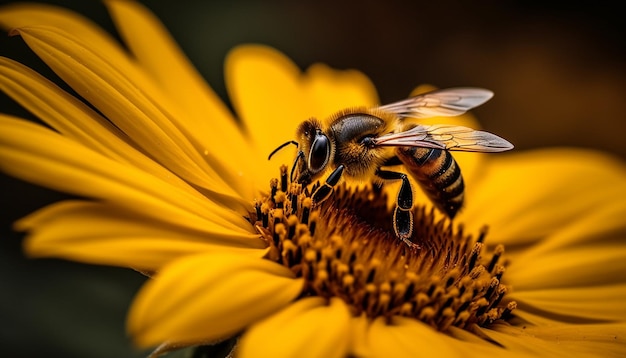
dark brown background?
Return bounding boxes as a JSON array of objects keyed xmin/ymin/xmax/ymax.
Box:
[{"xmin": 1, "ymin": 1, "xmax": 624, "ymax": 357}]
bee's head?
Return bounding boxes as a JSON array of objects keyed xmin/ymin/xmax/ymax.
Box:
[{"xmin": 295, "ymin": 118, "xmax": 333, "ymax": 184}]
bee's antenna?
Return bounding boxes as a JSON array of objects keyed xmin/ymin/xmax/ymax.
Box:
[
  {"xmin": 290, "ymin": 151, "xmax": 304, "ymax": 183},
  {"xmin": 268, "ymin": 140, "xmax": 298, "ymax": 160}
]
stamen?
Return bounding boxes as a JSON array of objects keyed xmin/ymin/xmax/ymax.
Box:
[
  {"xmin": 487, "ymin": 244, "xmax": 505, "ymax": 272},
  {"xmin": 253, "ymin": 166, "xmax": 516, "ymax": 341}
]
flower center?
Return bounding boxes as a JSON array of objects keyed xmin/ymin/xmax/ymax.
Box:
[{"xmin": 253, "ymin": 165, "xmax": 516, "ymax": 333}]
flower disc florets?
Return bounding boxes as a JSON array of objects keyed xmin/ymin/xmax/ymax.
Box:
[{"xmin": 254, "ymin": 166, "xmax": 516, "ymax": 333}]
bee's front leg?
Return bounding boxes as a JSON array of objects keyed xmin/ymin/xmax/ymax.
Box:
[
  {"xmin": 376, "ymin": 169, "xmax": 417, "ymax": 247},
  {"xmin": 312, "ymin": 165, "xmax": 345, "ymax": 204}
]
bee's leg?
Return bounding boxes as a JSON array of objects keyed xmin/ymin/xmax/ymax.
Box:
[
  {"xmin": 382, "ymin": 155, "xmax": 403, "ymax": 167},
  {"xmin": 312, "ymin": 165, "xmax": 345, "ymax": 204},
  {"xmin": 376, "ymin": 169, "xmax": 416, "ymax": 246}
]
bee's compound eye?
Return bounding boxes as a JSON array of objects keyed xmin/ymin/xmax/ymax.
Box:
[{"xmin": 309, "ymin": 132, "xmax": 330, "ymax": 174}]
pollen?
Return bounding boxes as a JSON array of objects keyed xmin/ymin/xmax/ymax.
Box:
[{"xmin": 254, "ymin": 165, "xmax": 516, "ymax": 334}]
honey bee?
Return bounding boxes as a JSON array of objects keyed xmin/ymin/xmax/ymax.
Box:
[{"xmin": 269, "ymin": 87, "xmax": 513, "ymax": 247}]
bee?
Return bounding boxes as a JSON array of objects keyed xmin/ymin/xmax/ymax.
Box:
[{"xmin": 269, "ymin": 87, "xmax": 513, "ymax": 247}]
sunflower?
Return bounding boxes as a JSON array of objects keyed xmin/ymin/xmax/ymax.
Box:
[{"xmin": 1, "ymin": 1, "xmax": 625, "ymax": 358}]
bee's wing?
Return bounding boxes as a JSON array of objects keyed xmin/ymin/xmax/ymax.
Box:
[
  {"xmin": 377, "ymin": 87, "xmax": 493, "ymax": 118},
  {"xmin": 374, "ymin": 124, "xmax": 514, "ymax": 152}
]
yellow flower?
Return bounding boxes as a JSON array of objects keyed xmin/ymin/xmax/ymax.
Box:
[{"xmin": 1, "ymin": 1, "xmax": 625, "ymax": 357}]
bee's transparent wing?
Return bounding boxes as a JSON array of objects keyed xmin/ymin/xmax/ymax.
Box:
[
  {"xmin": 377, "ymin": 87, "xmax": 493, "ymax": 118},
  {"xmin": 374, "ymin": 124, "xmax": 514, "ymax": 152}
]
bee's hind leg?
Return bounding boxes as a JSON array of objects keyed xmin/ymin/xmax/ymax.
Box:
[
  {"xmin": 312, "ymin": 165, "xmax": 345, "ymax": 204},
  {"xmin": 376, "ymin": 169, "xmax": 417, "ymax": 247}
]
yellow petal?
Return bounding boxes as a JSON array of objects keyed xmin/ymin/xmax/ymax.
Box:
[
  {"xmin": 0, "ymin": 2, "xmax": 181, "ymax": 116},
  {"xmin": 365, "ymin": 316, "xmax": 462, "ymax": 357},
  {"xmin": 238, "ymin": 297, "xmax": 351, "ymax": 358},
  {"xmin": 349, "ymin": 314, "xmax": 371, "ymax": 357},
  {"xmin": 106, "ymin": 0, "xmax": 256, "ymax": 199},
  {"xmin": 304, "ymin": 63, "xmax": 379, "ymax": 119},
  {"xmin": 128, "ymin": 253, "xmax": 304, "ymax": 347},
  {"xmin": 0, "ymin": 2, "xmax": 125, "ymax": 58},
  {"xmin": 0, "ymin": 3, "xmax": 255, "ymax": 201},
  {"xmin": 0, "ymin": 56, "xmax": 128, "ymax": 157},
  {"xmin": 511, "ymin": 308, "xmax": 607, "ymax": 327},
  {"xmin": 103, "ymin": 0, "xmax": 235, "ymax": 129},
  {"xmin": 510, "ymin": 283, "xmax": 626, "ymax": 322},
  {"xmin": 507, "ymin": 244, "xmax": 626, "ymax": 290},
  {"xmin": 225, "ymin": 44, "xmax": 309, "ymax": 188},
  {"xmin": 460, "ymin": 148, "xmax": 626, "ymax": 245},
  {"xmin": 486, "ymin": 321, "xmax": 626, "ymax": 357},
  {"xmin": 0, "ymin": 117, "xmax": 255, "ymax": 237},
  {"xmin": 18, "ymin": 200, "xmax": 267, "ymax": 271},
  {"xmin": 11, "ymin": 25, "xmax": 247, "ymax": 209},
  {"xmin": 225, "ymin": 44, "xmax": 378, "ymax": 190},
  {"xmin": 104, "ymin": 0, "xmax": 256, "ymax": 200},
  {"xmin": 364, "ymin": 317, "xmax": 529, "ymax": 358},
  {"xmin": 0, "ymin": 57, "xmax": 206, "ymax": 195},
  {"xmin": 512, "ymin": 198, "xmax": 626, "ymax": 269}
]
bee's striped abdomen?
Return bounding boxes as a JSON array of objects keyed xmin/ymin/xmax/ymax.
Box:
[{"xmin": 397, "ymin": 147, "xmax": 464, "ymax": 218}]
